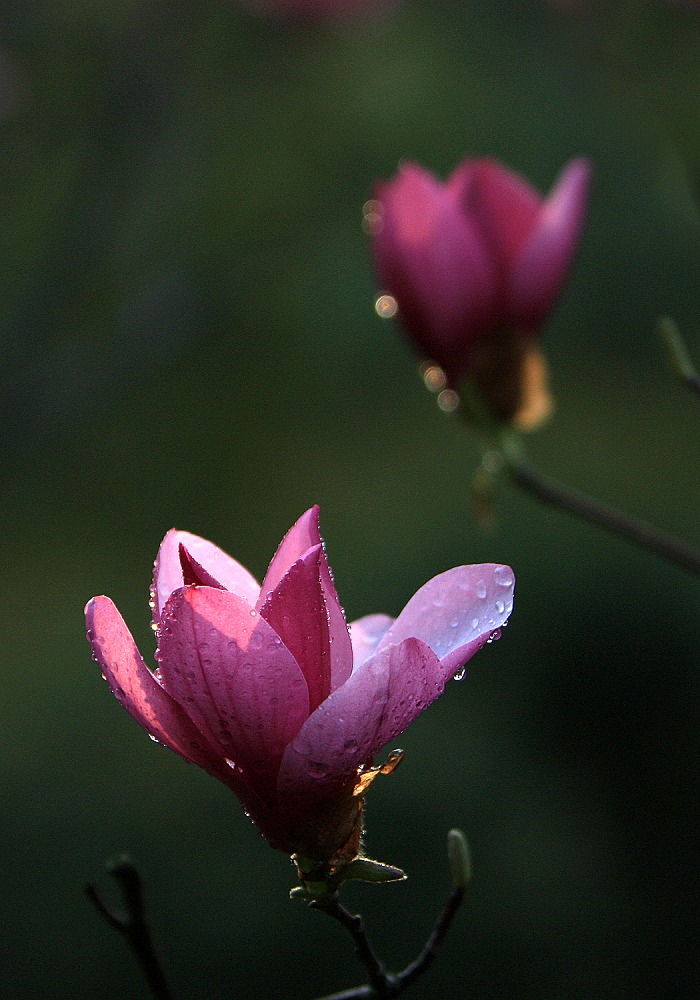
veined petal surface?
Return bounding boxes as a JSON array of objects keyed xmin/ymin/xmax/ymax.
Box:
[
  {"xmin": 348, "ymin": 613, "xmax": 394, "ymax": 670},
  {"xmin": 278, "ymin": 637, "xmax": 442, "ymax": 805},
  {"xmin": 258, "ymin": 545, "xmax": 332, "ymax": 713},
  {"xmin": 157, "ymin": 587, "xmax": 309, "ymax": 791},
  {"xmin": 86, "ymin": 596, "xmax": 230, "ymax": 779},
  {"xmin": 152, "ymin": 529, "xmax": 260, "ymax": 624},
  {"xmin": 259, "ymin": 507, "xmax": 352, "ymax": 691},
  {"xmin": 376, "ymin": 564, "xmax": 514, "ymax": 678}
]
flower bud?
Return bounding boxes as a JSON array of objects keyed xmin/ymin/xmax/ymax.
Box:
[{"xmin": 371, "ymin": 157, "xmax": 591, "ymax": 428}]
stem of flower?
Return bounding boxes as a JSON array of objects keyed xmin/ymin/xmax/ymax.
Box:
[
  {"xmin": 310, "ymin": 899, "xmax": 395, "ymax": 995},
  {"xmin": 499, "ymin": 431, "xmax": 700, "ymax": 576},
  {"xmin": 85, "ymin": 856, "xmax": 174, "ymax": 1000},
  {"xmin": 311, "ymin": 831, "xmax": 469, "ymax": 1000}
]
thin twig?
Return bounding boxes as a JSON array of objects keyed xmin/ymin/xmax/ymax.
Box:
[
  {"xmin": 86, "ymin": 856, "xmax": 174, "ymax": 1000},
  {"xmin": 507, "ymin": 454, "xmax": 700, "ymax": 576},
  {"xmin": 394, "ymin": 884, "xmax": 465, "ymax": 991},
  {"xmin": 311, "ymin": 900, "xmax": 395, "ymax": 996},
  {"xmin": 311, "ymin": 832, "xmax": 469, "ymax": 1000}
]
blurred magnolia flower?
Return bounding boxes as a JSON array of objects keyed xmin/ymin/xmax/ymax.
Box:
[
  {"xmin": 86, "ymin": 507, "xmax": 514, "ymax": 869},
  {"xmin": 370, "ymin": 157, "xmax": 591, "ymax": 429}
]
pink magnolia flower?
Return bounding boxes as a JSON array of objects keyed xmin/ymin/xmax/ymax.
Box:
[
  {"xmin": 370, "ymin": 157, "xmax": 591, "ymax": 426},
  {"xmin": 86, "ymin": 507, "xmax": 514, "ymax": 868}
]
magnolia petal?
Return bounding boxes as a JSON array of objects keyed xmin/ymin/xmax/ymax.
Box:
[
  {"xmin": 258, "ymin": 545, "xmax": 332, "ymax": 713},
  {"xmin": 259, "ymin": 507, "xmax": 320, "ymax": 596},
  {"xmin": 373, "ymin": 163, "xmax": 496, "ymax": 380},
  {"xmin": 85, "ymin": 596, "xmax": 231, "ymax": 779},
  {"xmin": 278, "ymin": 636, "xmax": 443, "ymax": 806},
  {"xmin": 453, "ymin": 158, "xmax": 542, "ymax": 268},
  {"xmin": 348, "ymin": 613, "xmax": 394, "ymax": 670},
  {"xmin": 259, "ymin": 507, "xmax": 352, "ymax": 692},
  {"xmin": 152, "ymin": 529, "xmax": 260, "ymax": 624},
  {"xmin": 157, "ymin": 586, "xmax": 309, "ymax": 789},
  {"xmin": 509, "ymin": 158, "xmax": 591, "ymax": 329},
  {"xmin": 375, "ymin": 564, "xmax": 515, "ymax": 678}
]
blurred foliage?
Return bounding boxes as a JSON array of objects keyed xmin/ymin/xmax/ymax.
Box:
[{"xmin": 0, "ymin": 1, "xmax": 698, "ymax": 998}]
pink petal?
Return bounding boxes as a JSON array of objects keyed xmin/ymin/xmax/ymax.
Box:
[
  {"xmin": 453, "ymin": 158, "xmax": 542, "ymax": 268},
  {"xmin": 348, "ymin": 613, "xmax": 394, "ymax": 670},
  {"xmin": 259, "ymin": 507, "xmax": 322, "ymax": 596},
  {"xmin": 179, "ymin": 545, "xmax": 226, "ymax": 589},
  {"xmin": 156, "ymin": 586, "xmax": 310, "ymax": 792},
  {"xmin": 259, "ymin": 507, "xmax": 353, "ymax": 691},
  {"xmin": 373, "ymin": 163, "xmax": 496, "ymax": 380},
  {"xmin": 258, "ymin": 545, "xmax": 332, "ymax": 713},
  {"xmin": 509, "ymin": 158, "xmax": 591, "ymax": 330},
  {"xmin": 85, "ymin": 596, "xmax": 232, "ymax": 780},
  {"xmin": 277, "ymin": 636, "xmax": 443, "ymax": 806},
  {"xmin": 375, "ymin": 564, "xmax": 515, "ymax": 678},
  {"xmin": 152, "ymin": 529, "xmax": 260, "ymax": 625}
]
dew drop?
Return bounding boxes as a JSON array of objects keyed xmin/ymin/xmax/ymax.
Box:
[
  {"xmin": 306, "ymin": 761, "xmax": 328, "ymax": 778},
  {"xmin": 450, "ymin": 618, "xmax": 460, "ymax": 629},
  {"xmin": 86, "ymin": 628, "xmax": 95, "ymax": 642},
  {"xmin": 453, "ymin": 667, "xmax": 466, "ymax": 682},
  {"xmin": 471, "ymin": 618, "xmax": 480, "ymax": 630},
  {"xmin": 495, "ymin": 600, "xmax": 505, "ymax": 614},
  {"xmin": 476, "ymin": 580, "xmax": 487, "ymax": 599},
  {"xmin": 494, "ymin": 565, "xmax": 515, "ymax": 588},
  {"xmin": 343, "ymin": 739, "xmax": 358, "ymax": 752}
]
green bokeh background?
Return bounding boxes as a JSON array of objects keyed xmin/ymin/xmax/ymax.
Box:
[{"xmin": 1, "ymin": 1, "xmax": 699, "ymax": 997}]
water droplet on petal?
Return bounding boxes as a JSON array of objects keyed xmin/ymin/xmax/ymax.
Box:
[
  {"xmin": 343, "ymin": 739, "xmax": 358, "ymax": 752},
  {"xmin": 476, "ymin": 580, "xmax": 487, "ymax": 599},
  {"xmin": 453, "ymin": 667, "xmax": 466, "ymax": 682},
  {"xmin": 495, "ymin": 600, "xmax": 505, "ymax": 614},
  {"xmin": 306, "ymin": 761, "xmax": 328, "ymax": 779},
  {"xmin": 494, "ymin": 565, "xmax": 515, "ymax": 588}
]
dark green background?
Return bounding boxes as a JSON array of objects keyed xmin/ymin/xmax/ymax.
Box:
[{"xmin": 1, "ymin": 1, "xmax": 698, "ymax": 997}]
